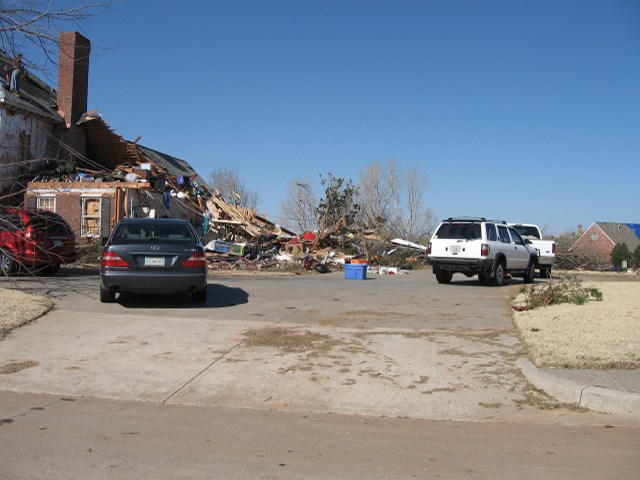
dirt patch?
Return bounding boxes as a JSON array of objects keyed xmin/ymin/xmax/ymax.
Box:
[
  {"xmin": 242, "ymin": 326, "xmax": 343, "ymax": 354},
  {"xmin": 0, "ymin": 360, "xmax": 39, "ymax": 374}
]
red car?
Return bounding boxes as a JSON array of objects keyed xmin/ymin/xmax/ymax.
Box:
[{"xmin": 0, "ymin": 206, "xmax": 77, "ymax": 275}]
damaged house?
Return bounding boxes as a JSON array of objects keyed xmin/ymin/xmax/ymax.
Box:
[
  {"xmin": 2, "ymin": 31, "xmax": 294, "ymax": 254},
  {"xmin": 0, "ymin": 32, "xmax": 203, "ymax": 241},
  {"xmin": 26, "ymin": 110, "xmax": 209, "ymax": 241}
]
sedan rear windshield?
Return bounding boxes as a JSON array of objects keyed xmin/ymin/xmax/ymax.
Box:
[
  {"xmin": 435, "ymin": 222, "xmax": 481, "ymax": 240},
  {"xmin": 113, "ymin": 223, "xmax": 198, "ymax": 243}
]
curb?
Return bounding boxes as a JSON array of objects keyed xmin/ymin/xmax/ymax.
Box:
[{"xmin": 517, "ymin": 358, "xmax": 640, "ymax": 417}]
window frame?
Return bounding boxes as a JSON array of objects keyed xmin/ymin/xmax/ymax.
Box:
[
  {"xmin": 81, "ymin": 196, "xmax": 102, "ymax": 238},
  {"xmin": 36, "ymin": 196, "xmax": 56, "ymax": 212}
]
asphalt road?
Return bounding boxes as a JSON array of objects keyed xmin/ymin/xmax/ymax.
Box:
[{"xmin": 1, "ymin": 268, "xmax": 639, "ymax": 478}]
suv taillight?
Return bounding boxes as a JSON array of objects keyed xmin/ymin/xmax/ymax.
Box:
[
  {"xmin": 481, "ymin": 243, "xmax": 490, "ymax": 256},
  {"xmin": 25, "ymin": 229, "xmax": 37, "ymax": 241},
  {"xmin": 552, "ymin": 243, "xmax": 556, "ymax": 254},
  {"xmin": 183, "ymin": 253, "xmax": 206, "ymax": 267},
  {"xmin": 101, "ymin": 251, "xmax": 128, "ymax": 267},
  {"xmin": 427, "ymin": 242, "xmax": 432, "ymax": 255}
]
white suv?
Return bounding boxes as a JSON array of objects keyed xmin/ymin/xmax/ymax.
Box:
[{"xmin": 427, "ymin": 217, "xmax": 538, "ymax": 286}]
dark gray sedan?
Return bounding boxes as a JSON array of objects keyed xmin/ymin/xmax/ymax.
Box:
[{"xmin": 99, "ymin": 218, "xmax": 208, "ymax": 303}]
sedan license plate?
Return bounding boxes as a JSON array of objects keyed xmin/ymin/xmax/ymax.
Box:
[
  {"xmin": 144, "ymin": 256, "xmax": 165, "ymax": 267},
  {"xmin": 449, "ymin": 245, "xmax": 461, "ymax": 254}
]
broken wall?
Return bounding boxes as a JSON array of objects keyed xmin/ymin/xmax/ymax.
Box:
[
  {"xmin": 25, "ymin": 182, "xmax": 205, "ymax": 243},
  {"xmin": 25, "ymin": 182, "xmax": 116, "ymax": 241}
]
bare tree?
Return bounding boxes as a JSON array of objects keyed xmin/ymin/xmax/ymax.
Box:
[
  {"xmin": 0, "ymin": 0, "xmax": 112, "ymax": 76},
  {"xmin": 208, "ymin": 166, "xmax": 259, "ymax": 210},
  {"xmin": 358, "ymin": 159, "xmax": 435, "ymax": 242},
  {"xmin": 280, "ymin": 178, "xmax": 317, "ymax": 233},
  {"xmin": 359, "ymin": 160, "xmax": 391, "ymax": 230}
]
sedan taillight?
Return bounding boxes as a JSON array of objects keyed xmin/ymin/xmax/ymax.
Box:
[
  {"xmin": 101, "ymin": 251, "xmax": 128, "ymax": 267},
  {"xmin": 183, "ymin": 253, "xmax": 206, "ymax": 267}
]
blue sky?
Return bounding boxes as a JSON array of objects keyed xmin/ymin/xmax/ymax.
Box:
[{"xmin": 81, "ymin": 0, "xmax": 639, "ymax": 234}]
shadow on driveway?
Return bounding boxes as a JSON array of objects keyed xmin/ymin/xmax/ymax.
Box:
[{"xmin": 115, "ymin": 283, "xmax": 248, "ymax": 309}]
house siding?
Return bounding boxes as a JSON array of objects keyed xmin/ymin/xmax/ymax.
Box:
[{"xmin": 0, "ymin": 109, "xmax": 54, "ymax": 192}]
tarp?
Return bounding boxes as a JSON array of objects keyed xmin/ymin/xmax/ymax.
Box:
[{"xmin": 625, "ymin": 223, "xmax": 640, "ymax": 240}]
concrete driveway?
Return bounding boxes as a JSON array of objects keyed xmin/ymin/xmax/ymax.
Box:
[{"xmin": 0, "ymin": 269, "xmax": 596, "ymax": 422}]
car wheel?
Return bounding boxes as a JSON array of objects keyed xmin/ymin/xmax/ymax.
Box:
[
  {"xmin": 100, "ymin": 286, "xmax": 116, "ymax": 303},
  {"xmin": 539, "ymin": 266, "xmax": 551, "ymax": 279},
  {"xmin": 192, "ymin": 287, "xmax": 207, "ymax": 303},
  {"xmin": 0, "ymin": 250, "xmax": 17, "ymax": 276},
  {"xmin": 491, "ymin": 262, "xmax": 505, "ymax": 286},
  {"xmin": 524, "ymin": 259, "xmax": 535, "ymax": 284},
  {"xmin": 435, "ymin": 270, "xmax": 453, "ymax": 284}
]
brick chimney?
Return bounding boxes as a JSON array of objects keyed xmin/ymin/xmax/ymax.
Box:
[
  {"xmin": 56, "ymin": 31, "xmax": 90, "ymax": 160},
  {"xmin": 57, "ymin": 31, "xmax": 90, "ymax": 127}
]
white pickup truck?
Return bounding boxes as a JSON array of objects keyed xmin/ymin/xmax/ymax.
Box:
[{"xmin": 508, "ymin": 223, "xmax": 556, "ymax": 278}]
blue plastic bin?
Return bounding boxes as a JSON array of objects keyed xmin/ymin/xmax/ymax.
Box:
[{"xmin": 344, "ymin": 264, "xmax": 367, "ymax": 280}]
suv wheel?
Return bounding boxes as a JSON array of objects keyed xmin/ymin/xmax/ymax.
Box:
[
  {"xmin": 491, "ymin": 262, "xmax": 505, "ymax": 286},
  {"xmin": 524, "ymin": 259, "xmax": 536, "ymax": 284},
  {"xmin": 539, "ymin": 266, "xmax": 551, "ymax": 278},
  {"xmin": 0, "ymin": 250, "xmax": 17, "ymax": 276},
  {"xmin": 435, "ymin": 270, "xmax": 453, "ymax": 284}
]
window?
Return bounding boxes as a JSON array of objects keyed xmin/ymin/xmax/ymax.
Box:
[
  {"xmin": 81, "ymin": 197, "xmax": 102, "ymax": 237},
  {"xmin": 508, "ymin": 227, "xmax": 525, "ymax": 244},
  {"xmin": 37, "ymin": 196, "xmax": 56, "ymax": 212},
  {"xmin": 590, "ymin": 233, "xmax": 599, "ymax": 241},
  {"xmin": 485, "ymin": 224, "xmax": 498, "ymax": 242},
  {"xmin": 436, "ymin": 222, "xmax": 481, "ymax": 240},
  {"xmin": 497, "ymin": 225, "xmax": 511, "ymax": 243}
]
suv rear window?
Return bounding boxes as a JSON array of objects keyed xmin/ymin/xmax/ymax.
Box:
[
  {"xmin": 29, "ymin": 214, "xmax": 71, "ymax": 235},
  {"xmin": 113, "ymin": 222, "xmax": 197, "ymax": 243},
  {"xmin": 435, "ymin": 222, "xmax": 481, "ymax": 240}
]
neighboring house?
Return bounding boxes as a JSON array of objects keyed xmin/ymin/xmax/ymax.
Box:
[{"xmin": 570, "ymin": 222, "xmax": 640, "ymax": 267}]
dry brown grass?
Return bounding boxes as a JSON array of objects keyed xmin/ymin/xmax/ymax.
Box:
[
  {"xmin": 513, "ymin": 279, "xmax": 640, "ymax": 369},
  {"xmin": 0, "ymin": 288, "xmax": 53, "ymax": 339}
]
